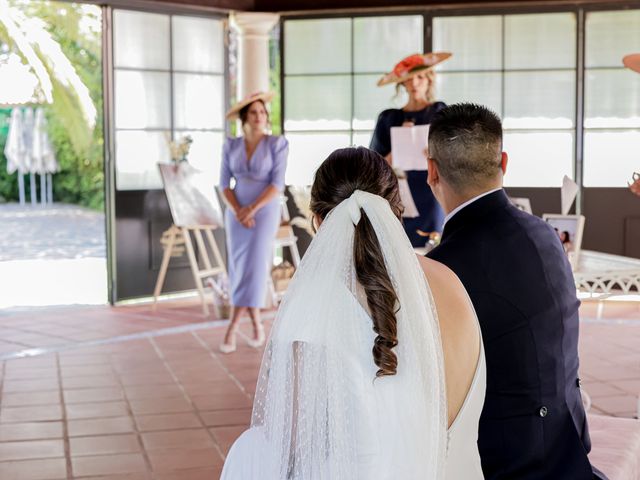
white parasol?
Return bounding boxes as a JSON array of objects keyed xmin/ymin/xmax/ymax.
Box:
[
  {"xmin": 32, "ymin": 107, "xmax": 57, "ymax": 174},
  {"xmin": 4, "ymin": 107, "xmax": 25, "ymax": 174},
  {"xmin": 32, "ymin": 107, "xmax": 57, "ymax": 204},
  {"xmin": 21, "ymin": 107, "xmax": 34, "ymax": 171},
  {"xmin": 3, "ymin": 107, "xmax": 27, "ymax": 204},
  {"xmin": 21, "ymin": 106, "xmax": 37, "ymax": 204}
]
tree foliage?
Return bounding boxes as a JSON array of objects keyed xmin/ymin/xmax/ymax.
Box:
[{"xmin": 0, "ymin": 1, "xmax": 103, "ymax": 209}]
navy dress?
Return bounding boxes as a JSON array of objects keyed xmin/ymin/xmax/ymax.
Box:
[{"xmin": 370, "ymin": 102, "xmax": 446, "ymax": 247}]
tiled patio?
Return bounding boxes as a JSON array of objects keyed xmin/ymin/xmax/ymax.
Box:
[{"xmin": 0, "ymin": 299, "xmax": 637, "ymax": 479}]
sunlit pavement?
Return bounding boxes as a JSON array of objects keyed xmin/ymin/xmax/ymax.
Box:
[
  {"xmin": 0, "ymin": 204, "xmax": 105, "ymax": 261},
  {"xmin": 0, "ymin": 203, "xmax": 107, "ymax": 309},
  {"xmin": 0, "ymin": 258, "xmax": 107, "ymax": 309}
]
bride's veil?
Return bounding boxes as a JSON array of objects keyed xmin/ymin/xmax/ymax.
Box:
[{"xmin": 251, "ymin": 190, "xmax": 447, "ymax": 479}]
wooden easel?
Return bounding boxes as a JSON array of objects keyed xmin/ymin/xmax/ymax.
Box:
[
  {"xmin": 152, "ymin": 224, "xmax": 227, "ymax": 316},
  {"xmin": 155, "ymin": 162, "xmax": 228, "ymax": 316}
]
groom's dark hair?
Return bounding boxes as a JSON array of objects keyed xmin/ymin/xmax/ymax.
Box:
[
  {"xmin": 311, "ymin": 147, "xmax": 402, "ymax": 378},
  {"xmin": 428, "ymin": 103, "xmax": 503, "ymax": 191}
]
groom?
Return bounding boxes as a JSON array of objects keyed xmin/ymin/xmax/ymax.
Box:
[{"xmin": 425, "ymin": 103, "xmax": 606, "ymax": 479}]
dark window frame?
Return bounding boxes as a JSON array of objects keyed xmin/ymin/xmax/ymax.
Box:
[{"xmin": 279, "ymin": 0, "xmax": 640, "ymax": 202}]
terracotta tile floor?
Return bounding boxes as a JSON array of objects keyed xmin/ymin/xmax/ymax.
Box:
[{"xmin": 0, "ymin": 298, "xmax": 637, "ymax": 479}]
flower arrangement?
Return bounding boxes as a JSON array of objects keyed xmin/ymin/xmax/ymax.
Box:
[
  {"xmin": 206, "ymin": 275, "xmax": 230, "ymax": 319},
  {"xmin": 288, "ymin": 185, "xmax": 315, "ymax": 237},
  {"xmin": 629, "ymin": 171, "xmax": 640, "ymax": 197},
  {"xmin": 272, "ymin": 260, "xmax": 296, "ymax": 293},
  {"xmin": 165, "ymin": 133, "xmax": 193, "ymax": 164},
  {"xmin": 393, "ymin": 53, "xmax": 427, "ymax": 76}
]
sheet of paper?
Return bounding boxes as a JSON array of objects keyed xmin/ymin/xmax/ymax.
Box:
[
  {"xmin": 561, "ymin": 175, "xmax": 579, "ymax": 215},
  {"xmin": 398, "ymin": 178, "xmax": 419, "ymax": 218},
  {"xmin": 390, "ymin": 124, "xmax": 430, "ymax": 171}
]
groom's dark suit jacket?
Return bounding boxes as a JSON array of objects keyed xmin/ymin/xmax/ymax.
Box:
[{"xmin": 427, "ymin": 189, "xmax": 603, "ymax": 480}]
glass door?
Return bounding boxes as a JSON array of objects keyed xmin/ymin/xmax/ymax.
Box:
[{"xmin": 105, "ymin": 8, "xmax": 226, "ymax": 302}]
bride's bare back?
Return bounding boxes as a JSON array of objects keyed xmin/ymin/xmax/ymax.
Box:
[{"xmin": 417, "ymin": 255, "xmax": 481, "ymax": 428}]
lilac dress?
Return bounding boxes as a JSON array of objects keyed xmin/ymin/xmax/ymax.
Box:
[{"xmin": 220, "ymin": 135, "xmax": 288, "ymax": 308}]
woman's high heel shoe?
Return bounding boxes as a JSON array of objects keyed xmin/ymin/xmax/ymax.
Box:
[
  {"xmin": 220, "ymin": 329, "xmax": 237, "ymax": 354},
  {"xmin": 247, "ymin": 324, "xmax": 265, "ymax": 349}
]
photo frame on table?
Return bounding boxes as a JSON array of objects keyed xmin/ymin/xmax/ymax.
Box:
[{"xmin": 542, "ymin": 214, "xmax": 585, "ymax": 269}]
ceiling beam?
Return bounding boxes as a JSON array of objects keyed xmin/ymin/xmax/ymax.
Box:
[{"xmin": 87, "ymin": 0, "xmax": 639, "ymax": 14}]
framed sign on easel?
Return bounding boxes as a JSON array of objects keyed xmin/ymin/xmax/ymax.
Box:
[{"xmin": 153, "ymin": 162, "xmax": 228, "ymax": 316}]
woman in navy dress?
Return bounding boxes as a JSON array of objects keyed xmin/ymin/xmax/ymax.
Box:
[
  {"xmin": 370, "ymin": 52, "xmax": 451, "ymax": 247},
  {"xmin": 219, "ymin": 92, "xmax": 288, "ymax": 353}
]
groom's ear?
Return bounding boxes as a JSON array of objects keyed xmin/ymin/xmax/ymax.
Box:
[
  {"xmin": 500, "ymin": 151, "xmax": 508, "ymax": 175},
  {"xmin": 427, "ymin": 157, "xmax": 439, "ymax": 188}
]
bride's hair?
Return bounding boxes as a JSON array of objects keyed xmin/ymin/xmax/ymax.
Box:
[{"xmin": 310, "ymin": 147, "xmax": 403, "ymax": 377}]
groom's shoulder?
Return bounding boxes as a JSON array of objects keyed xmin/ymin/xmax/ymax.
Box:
[
  {"xmin": 483, "ymin": 207, "xmax": 568, "ymax": 270},
  {"xmin": 482, "ymin": 199, "xmax": 553, "ymax": 234},
  {"xmin": 505, "ymin": 205, "xmax": 557, "ymax": 238},
  {"xmin": 428, "ymin": 206, "xmax": 556, "ymax": 259}
]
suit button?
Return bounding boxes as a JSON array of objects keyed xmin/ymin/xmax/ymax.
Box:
[
  {"xmin": 539, "ymin": 406, "xmax": 548, "ymax": 417},
  {"xmin": 577, "ymin": 378, "xmax": 582, "ymax": 387}
]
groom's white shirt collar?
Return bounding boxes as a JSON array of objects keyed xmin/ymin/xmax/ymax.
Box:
[{"xmin": 443, "ymin": 188, "xmax": 502, "ymax": 227}]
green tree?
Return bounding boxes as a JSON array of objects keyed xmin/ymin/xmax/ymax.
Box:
[{"xmin": 0, "ymin": 0, "xmax": 103, "ymax": 208}]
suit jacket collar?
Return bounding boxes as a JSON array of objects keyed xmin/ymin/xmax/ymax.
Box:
[{"xmin": 441, "ymin": 189, "xmax": 510, "ymax": 241}]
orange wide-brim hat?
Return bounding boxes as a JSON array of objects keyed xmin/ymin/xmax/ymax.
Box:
[
  {"xmin": 225, "ymin": 91, "xmax": 275, "ymax": 120},
  {"xmin": 623, "ymin": 53, "xmax": 640, "ymax": 74},
  {"xmin": 377, "ymin": 52, "xmax": 452, "ymax": 86}
]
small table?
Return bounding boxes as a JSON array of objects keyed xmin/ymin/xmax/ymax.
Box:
[
  {"xmin": 574, "ymin": 250, "xmax": 640, "ymax": 318},
  {"xmin": 574, "ymin": 250, "xmax": 640, "ymax": 295}
]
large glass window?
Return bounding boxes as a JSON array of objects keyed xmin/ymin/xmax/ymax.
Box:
[
  {"xmin": 282, "ymin": 8, "xmax": 640, "ymax": 191},
  {"xmin": 584, "ymin": 9, "xmax": 640, "ymax": 187},
  {"xmin": 433, "ymin": 12, "xmax": 576, "ymax": 187},
  {"xmin": 113, "ymin": 11, "xmax": 225, "ymax": 190},
  {"xmin": 283, "ymin": 15, "xmax": 423, "ymax": 185}
]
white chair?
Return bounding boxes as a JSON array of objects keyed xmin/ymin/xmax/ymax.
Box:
[{"xmin": 268, "ymin": 195, "xmax": 301, "ymax": 305}]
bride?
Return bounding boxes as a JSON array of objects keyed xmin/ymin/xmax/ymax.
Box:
[{"xmin": 221, "ymin": 147, "xmax": 485, "ymax": 479}]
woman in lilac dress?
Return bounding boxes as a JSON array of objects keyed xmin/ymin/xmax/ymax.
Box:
[{"xmin": 219, "ymin": 92, "xmax": 288, "ymax": 353}]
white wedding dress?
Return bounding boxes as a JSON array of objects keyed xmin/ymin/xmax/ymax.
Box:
[
  {"xmin": 220, "ymin": 191, "xmax": 486, "ymax": 480},
  {"xmin": 445, "ymin": 332, "xmax": 485, "ymax": 480}
]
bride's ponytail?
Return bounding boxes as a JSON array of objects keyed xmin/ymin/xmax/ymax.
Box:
[
  {"xmin": 310, "ymin": 146, "xmax": 404, "ymax": 377},
  {"xmin": 354, "ymin": 214, "xmax": 399, "ymax": 377}
]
